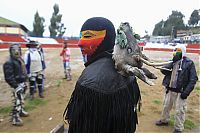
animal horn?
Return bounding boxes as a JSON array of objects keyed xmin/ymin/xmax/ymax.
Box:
[{"xmin": 140, "ymin": 57, "xmax": 172, "ymax": 66}]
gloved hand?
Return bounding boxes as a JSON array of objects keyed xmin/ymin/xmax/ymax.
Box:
[
  {"xmin": 172, "ymin": 55, "xmax": 181, "ymax": 63},
  {"xmin": 180, "ymin": 92, "xmax": 188, "ymax": 99}
]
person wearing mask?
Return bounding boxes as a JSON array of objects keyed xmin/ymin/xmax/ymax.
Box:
[
  {"xmin": 63, "ymin": 17, "xmax": 141, "ymax": 133},
  {"xmin": 155, "ymin": 45, "xmax": 198, "ymax": 133},
  {"xmin": 3, "ymin": 44, "xmax": 29, "ymax": 126},
  {"xmin": 24, "ymin": 40, "xmax": 45, "ymax": 99}
]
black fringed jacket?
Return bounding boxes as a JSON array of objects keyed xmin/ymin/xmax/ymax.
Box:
[{"xmin": 64, "ymin": 55, "xmax": 140, "ymax": 133}]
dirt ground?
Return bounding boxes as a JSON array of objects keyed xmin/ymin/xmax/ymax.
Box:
[{"xmin": 0, "ymin": 48, "xmax": 199, "ymax": 133}]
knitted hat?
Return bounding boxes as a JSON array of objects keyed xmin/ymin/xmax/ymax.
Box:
[{"xmin": 78, "ymin": 17, "xmax": 116, "ymax": 64}]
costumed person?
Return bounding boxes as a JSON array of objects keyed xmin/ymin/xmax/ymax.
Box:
[
  {"xmin": 60, "ymin": 42, "xmax": 71, "ymax": 80},
  {"xmin": 155, "ymin": 45, "xmax": 198, "ymax": 133},
  {"xmin": 63, "ymin": 17, "xmax": 141, "ymax": 133},
  {"xmin": 24, "ymin": 40, "xmax": 45, "ymax": 99},
  {"xmin": 3, "ymin": 44, "xmax": 29, "ymax": 126},
  {"xmin": 37, "ymin": 43, "xmax": 46, "ymax": 90}
]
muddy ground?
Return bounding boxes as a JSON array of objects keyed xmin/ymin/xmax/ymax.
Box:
[{"xmin": 0, "ymin": 48, "xmax": 199, "ymax": 133}]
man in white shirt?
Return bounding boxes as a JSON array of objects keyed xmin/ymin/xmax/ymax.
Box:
[{"xmin": 24, "ymin": 41, "xmax": 45, "ymax": 99}]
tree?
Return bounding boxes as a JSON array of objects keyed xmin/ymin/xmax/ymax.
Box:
[
  {"xmin": 152, "ymin": 20, "xmax": 165, "ymax": 36},
  {"xmin": 152, "ymin": 10, "xmax": 186, "ymax": 36},
  {"xmin": 188, "ymin": 9, "xmax": 200, "ymax": 27},
  {"xmin": 32, "ymin": 11, "xmax": 45, "ymax": 37},
  {"xmin": 49, "ymin": 4, "xmax": 66, "ymax": 37}
]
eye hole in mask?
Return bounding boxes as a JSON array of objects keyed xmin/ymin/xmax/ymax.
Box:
[{"xmin": 82, "ymin": 31, "xmax": 96, "ymax": 38}]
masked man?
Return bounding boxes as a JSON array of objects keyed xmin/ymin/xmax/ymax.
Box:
[
  {"xmin": 3, "ymin": 44, "xmax": 29, "ymax": 126},
  {"xmin": 155, "ymin": 45, "xmax": 198, "ymax": 133},
  {"xmin": 24, "ymin": 40, "xmax": 45, "ymax": 99},
  {"xmin": 63, "ymin": 17, "xmax": 141, "ymax": 133}
]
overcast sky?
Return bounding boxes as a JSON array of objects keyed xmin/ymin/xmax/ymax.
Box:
[{"xmin": 1, "ymin": 0, "xmax": 199, "ymax": 37}]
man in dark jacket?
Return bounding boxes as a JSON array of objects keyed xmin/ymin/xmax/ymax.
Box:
[
  {"xmin": 63, "ymin": 17, "xmax": 141, "ymax": 133},
  {"xmin": 155, "ymin": 45, "xmax": 198, "ymax": 133},
  {"xmin": 3, "ymin": 44, "xmax": 29, "ymax": 126}
]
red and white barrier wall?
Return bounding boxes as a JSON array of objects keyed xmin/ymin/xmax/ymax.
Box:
[{"xmin": 0, "ymin": 35, "xmax": 199, "ymax": 54}]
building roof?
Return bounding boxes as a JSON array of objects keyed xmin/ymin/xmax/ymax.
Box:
[
  {"xmin": 0, "ymin": 16, "xmax": 29, "ymax": 32},
  {"xmin": 0, "ymin": 16, "xmax": 19, "ymax": 25}
]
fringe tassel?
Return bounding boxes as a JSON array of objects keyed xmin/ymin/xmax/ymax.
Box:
[{"xmin": 63, "ymin": 84, "xmax": 138, "ymax": 133}]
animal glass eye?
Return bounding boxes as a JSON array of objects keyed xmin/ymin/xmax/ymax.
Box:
[{"xmin": 127, "ymin": 47, "xmax": 132, "ymax": 54}]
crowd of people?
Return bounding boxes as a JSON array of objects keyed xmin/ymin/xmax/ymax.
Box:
[
  {"xmin": 63, "ymin": 17, "xmax": 198, "ymax": 133},
  {"xmin": 2, "ymin": 17, "xmax": 198, "ymax": 133},
  {"xmin": 2, "ymin": 40, "xmax": 71, "ymax": 126}
]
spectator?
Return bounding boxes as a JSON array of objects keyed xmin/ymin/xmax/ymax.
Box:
[
  {"xmin": 3, "ymin": 44, "xmax": 29, "ymax": 126},
  {"xmin": 63, "ymin": 17, "xmax": 141, "ymax": 133},
  {"xmin": 155, "ymin": 45, "xmax": 198, "ymax": 133},
  {"xmin": 60, "ymin": 42, "xmax": 71, "ymax": 80},
  {"xmin": 24, "ymin": 40, "xmax": 45, "ymax": 99}
]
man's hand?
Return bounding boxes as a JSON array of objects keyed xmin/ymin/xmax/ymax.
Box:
[{"xmin": 180, "ymin": 92, "xmax": 188, "ymax": 99}]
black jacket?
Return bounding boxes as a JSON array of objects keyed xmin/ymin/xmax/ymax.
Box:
[
  {"xmin": 161, "ymin": 57, "xmax": 198, "ymax": 96},
  {"xmin": 3, "ymin": 57, "xmax": 27, "ymax": 88},
  {"xmin": 64, "ymin": 54, "xmax": 140, "ymax": 133}
]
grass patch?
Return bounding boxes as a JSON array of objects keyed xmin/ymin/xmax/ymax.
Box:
[
  {"xmin": 169, "ymin": 115, "xmax": 175, "ymax": 126},
  {"xmin": 184, "ymin": 119, "xmax": 195, "ymax": 129},
  {"xmin": 0, "ymin": 106, "xmax": 12, "ymax": 114},
  {"xmin": 56, "ymin": 80, "xmax": 62, "ymax": 87},
  {"xmin": 0, "ymin": 98, "xmax": 47, "ymax": 115},
  {"xmin": 153, "ymin": 99, "xmax": 162, "ymax": 105},
  {"xmin": 25, "ymin": 98, "xmax": 47, "ymax": 111},
  {"xmin": 169, "ymin": 115, "xmax": 196, "ymax": 129},
  {"xmin": 194, "ymin": 86, "xmax": 200, "ymax": 91}
]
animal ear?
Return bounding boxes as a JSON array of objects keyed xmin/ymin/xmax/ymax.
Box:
[
  {"xmin": 134, "ymin": 34, "xmax": 140, "ymax": 40},
  {"xmin": 116, "ymin": 30, "xmax": 128, "ymax": 48}
]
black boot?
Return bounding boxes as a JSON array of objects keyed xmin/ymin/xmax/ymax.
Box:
[
  {"xmin": 20, "ymin": 108, "xmax": 29, "ymax": 117},
  {"xmin": 155, "ymin": 120, "xmax": 169, "ymax": 126},
  {"xmin": 173, "ymin": 129, "xmax": 182, "ymax": 133},
  {"xmin": 39, "ymin": 93, "xmax": 44, "ymax": 98}
]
